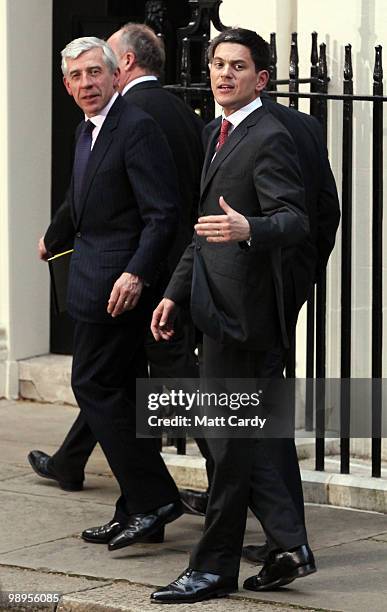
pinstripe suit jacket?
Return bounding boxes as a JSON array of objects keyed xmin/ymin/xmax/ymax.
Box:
[{"xmin": 44, "ymin": 95, "xmax": 179, "ymax": 324}]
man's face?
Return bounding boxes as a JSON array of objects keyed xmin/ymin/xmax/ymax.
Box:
[
  {"xmin": 209, "ymin": 42, "xmax": 268, "ymax": 116},
  {"xmin": 107, "ymin": 32, "xmax": 127, "ymax": 92},
  {"xmin": 63, "ymin": 47, "xmax": 119, "ymax": 116}
]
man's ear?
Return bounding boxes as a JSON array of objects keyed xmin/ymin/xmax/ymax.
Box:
[
  {"xmin": 255, "ymin": 69, "xmax": 270, "ymax": 94},
  {"xmin": 124, "ymin": 51, "xmax": 136, "ymax": 71},
  {"xmin": 113, "ymin": 67, "xmax": 120, "ymax": 90},
  {"xmin": 63, "ymin": 76, "xmax": 73, "ymax": 96}
]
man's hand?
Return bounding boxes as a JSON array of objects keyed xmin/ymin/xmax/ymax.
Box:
[
  {"xmin": 107, "ymin": 272, "xmax": 144, "ymax": 317},
  {"xmin": 151, "ymin": 298, "xmax": 177, "ymax": 341},
  {"xmin": 38, "ymin": 237, "xmax": 50, "ymax": 261},
  {"xmin": 194, "ymin": 196, "xmax": 251, "ymax": 243}
]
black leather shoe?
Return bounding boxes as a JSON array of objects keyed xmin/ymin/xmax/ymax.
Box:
[
  {"xmin": 28, "ymin": 450, "xmax": 83, "ymax": 491},
  {"xmin": 82, "ymin": 519, "xmax": 164, "ymax": 544},
  {"xmin": 242, "ymin": 543, "xmax": 270, "ymax": 565},
  {"xmin": 151, "ymin": 568, "xmax": 237, "ymax": 603},
  {"xmin": 179, "ymin": 488, "xmax": 208, "ymax": 516},
  {"xmin": 108, "ymin": 501, "xmax": 183, "ymax": 551},
  {"xmin": 243, "ymin": 544, "xmax": 316, "ymax": 591},
  {"xmin": 82, "ymin": 520, "xmax": 125, "ymax": 544}
]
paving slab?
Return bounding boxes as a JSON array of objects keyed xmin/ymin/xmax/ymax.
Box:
[
  {"xmin": 0, "ymin": 438, "xmax": 108, "ymax": 478},
  {"xmin": 0, "ymin": 400, "xmax": 77, "ymax": 446},
  {"xmin": 0, "ymin": 400, "xmax": 109, "ymax": 475},
  {"xmin": 0, "ymin": 464, "xmax": 30, "ymax": 481},
  {"xmin": 370, "ymin": 531, "xmax": 387, "ymax": 542},
  {"xmin": 158, "ymin": 503, "xmax": 387, "ymax": 554},
  {"xmin": 0, "ymin": 491, "xmax": 111, "ymax": 554},
  {"xmin": 0, "ymin": 514, "xmax": 204, "ymax": 582},
  {"xmin": 0, "ymin": 566, "xmax": 109, "ymax": 611},
  {"xmin": 0, "ymin": 536, "xmax": 190, "ymax": 584},
  {"xmin": 296, "ymin": 503, "xmax": 387, "ymax": 549},
  {"xmin": 0, "ymin": 472, "xmax": 120, "ymax": 506}
]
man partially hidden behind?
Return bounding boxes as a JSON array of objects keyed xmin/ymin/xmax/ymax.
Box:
[
  {"xmin": 150, "ymin": 28, "xmax": 339, "ymax": 603},
  {"xmin": 38, "ymin": 37, "xmax": 183, "ymax": 549}
]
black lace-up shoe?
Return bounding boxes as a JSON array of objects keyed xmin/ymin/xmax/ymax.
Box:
[
  {"xmin": 82, "ymin": 519, "xmax": 164, "ymax": 544},
  {"xmin": 151, "ymin": 568, "xmax": 238, "ymax": 603},
  {"xmin": 108, "ymin": 501, "xmax": 183, "ymax": 551},
  {"xmin": 243, "ymin": 544, "xmax": 316, "ymax": 591},
  {"xmin": 28, "ymin": 450, "xmax": 83, "ymax": 491}
]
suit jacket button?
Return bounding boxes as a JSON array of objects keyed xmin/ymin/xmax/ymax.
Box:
[
  {"xmin": 196, "ymin": 245, "xmax": 201, "ymax": 251},
  {"xmin": 76, "ymin": 232, "xmax": 82, "ymax": 238}
]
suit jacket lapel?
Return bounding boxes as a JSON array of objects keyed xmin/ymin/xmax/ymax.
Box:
[
  {"xmin": 201, "ymin": 106, "xmax": 266, "ymax": 198},
  {"xmin": 74, "ymin": 96, "xmax": 123, "ymax": 229}
]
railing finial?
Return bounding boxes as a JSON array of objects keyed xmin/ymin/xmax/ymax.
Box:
[
  {"xmin": 344, "ymin": 44, "xmax": 353, "ymax": 83},
  {"xmin": 373, "ymin": 45, "xmax": 383, "ymax": 87},
  {"xmin": 311, "ymin": 31, "xmax": 318, "ymax": 67}
]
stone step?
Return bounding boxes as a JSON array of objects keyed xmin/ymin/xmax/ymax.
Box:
[
  {"xmin": 162, "ymin": 449, "xmax": 387, "ymax": 513},
  {"xmin": 19, "ymin": 354, "xmax": 75, "ymax": 406}
]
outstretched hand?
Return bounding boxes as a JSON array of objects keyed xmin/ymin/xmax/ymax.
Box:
[{"xmin": 194, "ymin": 196, "xmax": 251, "ymax": 243}]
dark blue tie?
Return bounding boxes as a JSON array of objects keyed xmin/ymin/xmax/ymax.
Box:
[{"xmin": 73, "ymin": 120, "xmax": 95, "ymax": 215}]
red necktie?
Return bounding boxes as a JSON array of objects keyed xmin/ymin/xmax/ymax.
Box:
[{"xmin": 215, "ymin": 119, "xmax": 231, "ymax": 152}]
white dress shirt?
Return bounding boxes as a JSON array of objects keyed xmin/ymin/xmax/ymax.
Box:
[
  {"xmin": 220, "ymin": 96, "xmax": 262, "ymax": 136},
  {"xmin": 85, "ymin": 91, "xmax": 119, "ymax": 149},
  {"xmin": 122, "ymin": 75, "xmax": 158, "ymax": 97}
]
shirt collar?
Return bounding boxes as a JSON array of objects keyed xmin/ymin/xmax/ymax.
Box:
[
  {"xmin": 122, "ymin": 75, "xmax": 158, "ymax": 97},
  {"xmin": 221, "ymin": 97, "xmax": 262, "ymax": 131},
  {"xmin": 84, "ymin": 91, "xmax": 119, "ymax": 129}
]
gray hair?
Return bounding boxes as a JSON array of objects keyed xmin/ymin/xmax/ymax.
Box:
[
  {"xmin": 116, "ymin": 23, "xmax": 165, "ymax": 76},
  {"xmin": 61, "ymin": 36, "xmax": 118, "ymax": 75}
]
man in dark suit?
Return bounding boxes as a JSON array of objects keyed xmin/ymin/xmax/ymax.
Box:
[
  {"xmin": 28, "ymin": 25, "xmax": 210, "ymax": 516},
  {"xmin": 38, "ymin": 36, "xmax": 183, "ymax": 548},
  {"xmin": 150, "ymin": 28, "xmax": 319, "ymax": 603}
]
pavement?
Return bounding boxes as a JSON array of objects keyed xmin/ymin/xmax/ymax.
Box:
[{"xmin": 1, "ymin": 398, "xmax": 387, "ymax": 612}]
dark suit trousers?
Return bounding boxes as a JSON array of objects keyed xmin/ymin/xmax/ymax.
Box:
[
  {"xmin": 49, "ymin": 332, "xmax": 148, "ymax": 482},
  {"xmin": 69, "ymin": 319, "xmax": 179, "ymax": 516},
  {"xmin": 48, "ymin": 317, "xmax": 214, "ymax": 480},
  {"xmin": 189, "ymin": 335, "xmax": 307, "ymax": 578},
  {"xmin": 49, "ymin": 317, "xmax": 215, "ymax": 490},
  {"xmin": 248, "ymin": 346, "xmax": 306, "ymax": 529}
]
